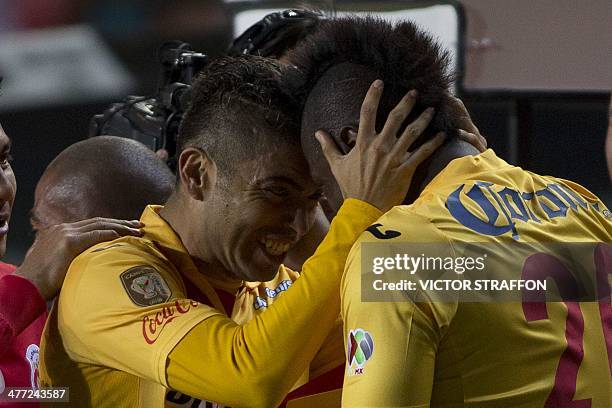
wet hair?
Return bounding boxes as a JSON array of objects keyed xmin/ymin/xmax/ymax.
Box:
[{"xmin": 177, "ymin": 55, "xmax": 300, "ymax": 177}]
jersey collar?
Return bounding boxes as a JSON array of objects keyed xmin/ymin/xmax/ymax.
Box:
[
  {"xmin": 421, "ymin": 149, "xmax": 512, "ymax": 196},
  {"xmin": 140, "ymin": 205, "xmax": 227, "ymax": 313}
]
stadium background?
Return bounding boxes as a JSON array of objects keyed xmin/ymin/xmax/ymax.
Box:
[{"xmin": 0, "ymin": 0, "xmax": 610, "ymax": 264}]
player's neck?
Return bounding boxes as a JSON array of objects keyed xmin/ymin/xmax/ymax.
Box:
[
  {"xmin": 159, "ymin": 195, "xmax": 210, "ymax": 267},
  {"xmin": 405, "ymin": 138, "xmax": 480, "ymax": 203},
  {"xmin": 160, "ymin": 197, "xmax": 240, "ymax": 284}
]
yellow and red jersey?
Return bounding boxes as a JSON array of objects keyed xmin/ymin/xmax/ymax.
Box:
[
  {"xmin": 40, "ymin": 200, "xmax": 381, "ymax": 408},
  {"xmin": 342, "ymin": 150, "xmax": 612, "ymax": 407}
]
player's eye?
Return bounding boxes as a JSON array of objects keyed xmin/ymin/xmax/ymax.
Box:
[
  {"xmin": 0, "ymin": 153, "xmax": 13, "ymax": 169},
  {"xmin": 308, "ymin": 191, "xmax": 324, "ymax": 201},
  {"xmin": 265, "ymin": 186, "xmax": 290, "ymax": 197}
]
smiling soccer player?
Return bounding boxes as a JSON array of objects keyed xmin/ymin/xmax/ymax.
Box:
[{"xmin": 38, "ymin": 55, "xmax": 445, "ymax": 408}]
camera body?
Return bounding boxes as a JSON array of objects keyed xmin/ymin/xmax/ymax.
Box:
[
  {"xmin": 89, "ymin": 41, "xmax": 207, "ymax": 169},
  {"xmin": 89, "ymin": 10, "xmax": 322, "ymax": 168}
]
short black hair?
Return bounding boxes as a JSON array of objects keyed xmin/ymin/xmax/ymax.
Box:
[
  {"xmin": 177, "ymin": 55, "xmax": 300, "ymax": 177},
  {"xmin": 287, "ymin": 16, "xmax": 458, "ymax": 146},
  {"xmin": 39, "ymin": 136, "xmax": 175, "ymax": 223}
]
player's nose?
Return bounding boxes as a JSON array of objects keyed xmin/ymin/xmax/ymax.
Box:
[{"xmin": 287, "ymin": 207, "xmax": 311, "ymax": 239}]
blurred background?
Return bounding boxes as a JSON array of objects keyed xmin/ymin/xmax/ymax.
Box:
[{"xmin": 0, "ymin": 0, "xmax": 610, "ymax": 263}]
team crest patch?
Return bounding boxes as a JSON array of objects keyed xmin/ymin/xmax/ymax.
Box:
[
  {"xmin": 347, "ymin": 328, "xmax": 374, "ymax": 375},
  {"xmin": 120, "ymin": 266, "xmax": 172, "ymax": 306}
]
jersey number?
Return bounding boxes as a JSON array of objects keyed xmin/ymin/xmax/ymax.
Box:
[{"xmin": 521, "ymin": 243, "xmax": 611, "ymax": 407}]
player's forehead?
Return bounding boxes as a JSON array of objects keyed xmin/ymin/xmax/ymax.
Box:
[
  {"xmin": 303, "ymin": 63, "xmax": 376, "ymax": 137},
  {"xmin": 240, "ymin": 143, "xmax": 313, "ymax": 189}
]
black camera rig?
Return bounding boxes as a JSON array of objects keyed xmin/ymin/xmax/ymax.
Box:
[{"xmin": 89, "ymin": 9, "xmax": 322, "ymax": 169}]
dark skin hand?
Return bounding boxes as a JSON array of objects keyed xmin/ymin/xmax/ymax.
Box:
[
  {"xmin": 315, "ymin": 80, "xmax": 446, "ymax": 213},
  {"xmin": 287, "ymin": 92, "xmax": 487, "ymax": 261},
  {"xmin": 448, "ymin": 95, "xmax": 488, "ymax": 152},
  {"xmin": 14, "ymin": 217, "xmax": 143, "ymax": 300}
]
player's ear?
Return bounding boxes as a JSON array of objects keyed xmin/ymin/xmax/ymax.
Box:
[{"xmin": 177, "ymin": 147, "xmax": 217, "ymax": 201}]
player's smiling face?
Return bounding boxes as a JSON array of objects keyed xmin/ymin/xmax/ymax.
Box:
[
  {"xmin": 0, "ymin": 124, "xmax": 16, "ymax": 258},
  {"xmin": 208, "ymin": 142, "xmax": 321, "ymax": 282}
]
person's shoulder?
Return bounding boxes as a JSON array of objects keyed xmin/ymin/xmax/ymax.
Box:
[
  {"xmin": 73, "ymin": 235, "xmax": 167, "ymax": 268},
  {"xmin": 356, "ymin": 205, "xmax": 445, "ymax": 244},
  {"xmin": 345, "ymin": 206, "xmax": 448, "ymax": 270},
  {"xmin": 0, "ymin": 261, "xmax": 16, "ymax": 277},
  {"xmin": 64, "ymin": 235, "xmax": 179, "ymax": 301}
]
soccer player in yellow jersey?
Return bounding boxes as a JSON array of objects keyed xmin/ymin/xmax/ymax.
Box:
[
  {"xmin": 289, "ymin": 16, "xmax": 612, "ymax": 407},
  {"xmin": 39, "ymin": 55, "xmax": 449, "ymax": 407}
]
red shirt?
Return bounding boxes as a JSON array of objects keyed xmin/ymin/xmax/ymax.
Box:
[{"xmin": 0, "ymin": 262, "xmax": 47, "ymax": 407}]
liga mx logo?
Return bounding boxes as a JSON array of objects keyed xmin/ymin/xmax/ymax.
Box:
[{"xmin": 347, "ymin": 328, "xmax": 374, "ymax": 375}]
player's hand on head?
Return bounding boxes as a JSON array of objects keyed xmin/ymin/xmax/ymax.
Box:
[
  {"xmin": 457, "ymin": 129, "xmax": 487, "ymax": 153},
  {"xmin": 315, "ymin": 79, "xmax": 445, "ymax": 213},
  {"xmin": 15, "ymin": 218, "xmax": 143, "ymax": 300},
  {"xmin": 448, "ymin": 95, "xmax": 487, "ymax": 152}
]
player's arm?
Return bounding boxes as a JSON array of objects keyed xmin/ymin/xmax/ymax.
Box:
[
  {"xmin": 0, "ymin": 218, "xmax": 141, "ymax": 355},
  {"xmin": 308, "ymin": 315, "xmax": 345, "ymax": 379},
  {"xmin": 283, "ymin": 209, "xmax": 344, "ymax": 380},
  {"xmin": 341, "ymin": 212, "xmax": 457, "ymax": 407},
  {"xmin": 283, "ymin": 204, "xmax": 329, "ymax": 271},
  {"xmin": 342, "ymin": 261, "xmax": 440, "ymax": 407}
]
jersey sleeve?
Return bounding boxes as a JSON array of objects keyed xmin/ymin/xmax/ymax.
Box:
[
  {"xmin": 42, "ymin": 239, "xmax": 222, "ymax": 386},
  {"xmin": 254, "ymin": 264, "xmax": 345, "ymax": 379},
  {"xmin": 166, "ymin": 198, "xmax": 382, "ymax": 408},
  {"xmin": 309, "ymin": 315, "xmax": 344, "ymax": 379},
  {"xmin": 341, "ymin": 208, "xmax": 458, "ymax": 407},
  {"xmin": 0, "ymin": 274, "xmax": 46, "ymax": 355}
]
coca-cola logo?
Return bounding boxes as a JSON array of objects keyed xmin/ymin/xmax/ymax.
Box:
[{"xmin": 142, "ymin": 300, "xmax": 199, "ymax": 344}]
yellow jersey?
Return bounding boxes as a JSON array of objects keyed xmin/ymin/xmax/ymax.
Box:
[
  {"xmin": 40, "ymin": 199, "xmax": 381, "ymax": 408},
  {"xmin": 342, "ymin": 150, "xmax": 612, "ymax": 407}
]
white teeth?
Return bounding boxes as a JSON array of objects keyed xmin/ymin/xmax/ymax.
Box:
[{"xmin": 259, "ymin": 239, "xmax": 291, "ymax": 256}]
